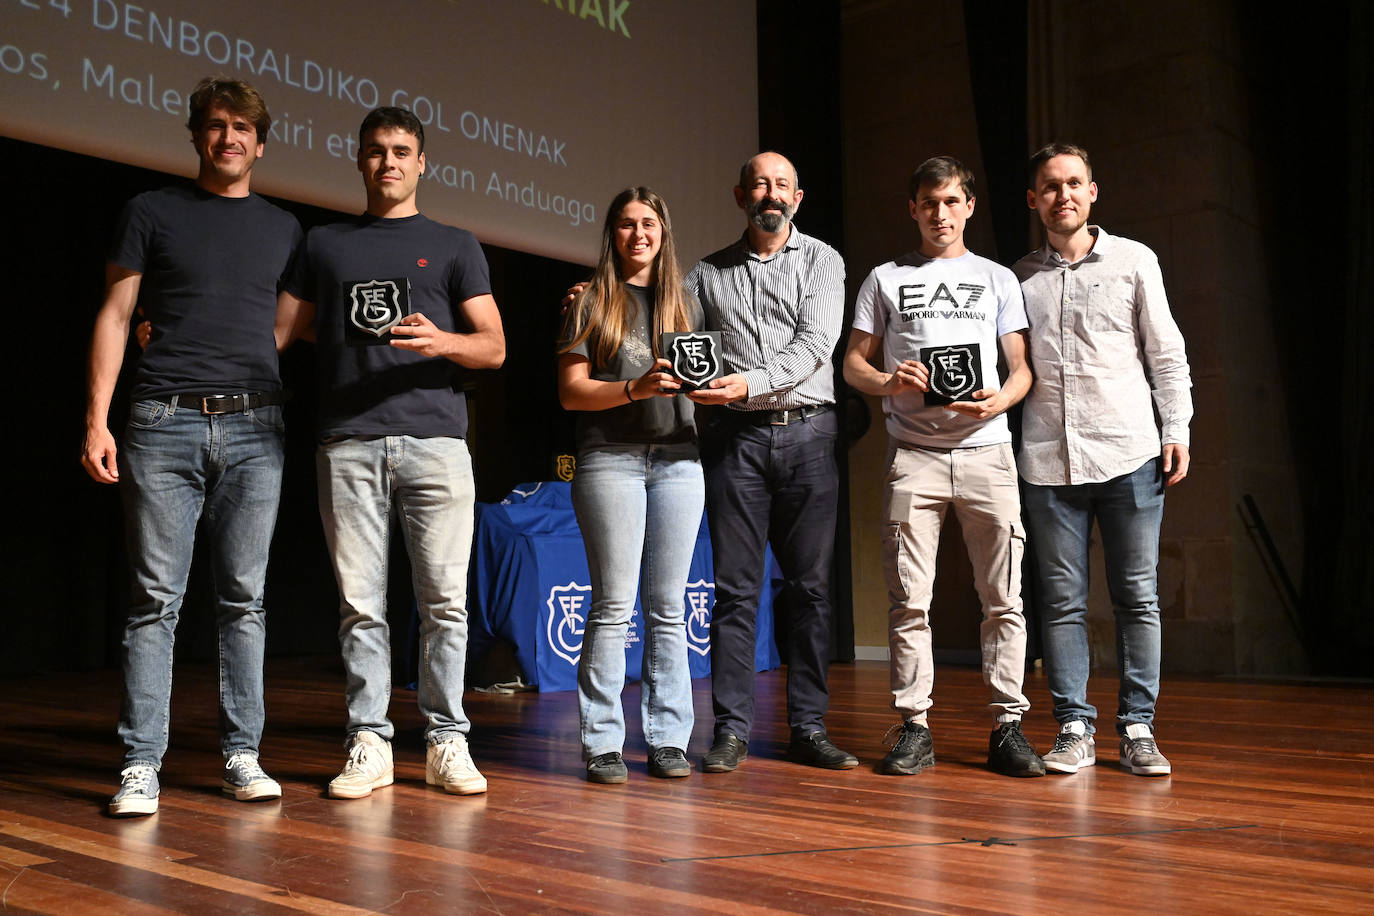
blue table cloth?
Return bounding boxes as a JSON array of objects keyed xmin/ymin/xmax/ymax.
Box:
[{"xmin": 469, "ymin": 481, "xmax": 781, "ymax": 692}]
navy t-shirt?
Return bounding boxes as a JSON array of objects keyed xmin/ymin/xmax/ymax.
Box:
[
  {"xmin": 110, "ymin": 185, "xmax": 302, "ymax": 399},
  {"xmin": 287, "ymin": 213, "xmax": 492, "ymax": 439}
]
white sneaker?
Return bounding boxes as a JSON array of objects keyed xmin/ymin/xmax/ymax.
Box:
[
  {"xmin": 328, "ymin": 731, "xmax": 394, "ymax": 799},
  {"xmin": 426, "ymin": 734, "xmax": 487, "ymax": 795},
  {"xmin": 109, "ymin": 765, "xmax": 159, "ymax": 817},
  {"xmin": 222, "ymin": 753, "xmax": 282, "ymax": 801},
  {"xmin": 1119, "ymin": 723, "xmax": 1172, "ymax": 776},
  {"xmin": 1043, "ymin": 720, "xmax": 1096, "ymax": 774}
]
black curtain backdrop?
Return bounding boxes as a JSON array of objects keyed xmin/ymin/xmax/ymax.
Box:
[
  {"xmin": 1244, "ymin": 2, "xmax": 1374, "ymax": 675},
  {"xmin": 756, "ymin": 0, "xmax": 853, "ymax": 663}
]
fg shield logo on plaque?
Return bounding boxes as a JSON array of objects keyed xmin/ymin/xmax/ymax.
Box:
[
  {"xmin": 546, "ymin": 581, "xmax": 590, "ymax": 665},
  {"xmin": 685, "ymin": 579, "xmax": 714, "ymax": 657},
  {"xmin": 662, "ymin": 331, "xmax": 723, "ymax": 391},
  {"xmin": 347, "ymin": 278, "xmax": 410, "ymax": 346},
  {"xmin": 920, "ymin": 342, "xmax": 983, "ymax": 406}
]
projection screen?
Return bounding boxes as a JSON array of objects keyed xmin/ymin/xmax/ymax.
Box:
[{"xmin": 2, "ymin": 0, "xmax": 759, "ymax": 265}]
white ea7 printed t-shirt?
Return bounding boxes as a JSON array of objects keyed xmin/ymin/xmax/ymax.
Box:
[{"xmin": 852, "ymin": 250, "xmax": 1028, "ymax": 448}]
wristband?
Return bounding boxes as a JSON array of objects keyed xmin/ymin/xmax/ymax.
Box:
[{"xmin": 624, "ymin": 379, "xmax": 634, "ymax": 403}]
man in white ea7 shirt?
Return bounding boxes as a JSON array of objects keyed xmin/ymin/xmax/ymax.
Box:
[
  {"xmin": 1014, "ymin": 143, "xmax": 1193, "ymax": 778},
  {"xmin": 845, "ymin": 156, "xmax": 1044, "ymax": 780}
]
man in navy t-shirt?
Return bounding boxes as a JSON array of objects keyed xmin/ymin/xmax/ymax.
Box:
[
  {"xmin": 277, "ymin": 107, "xmax": 505, "ymax": 799},
  {"xmin": 83, "ymin": 78, "xmax": 302, "ymax": 817}
]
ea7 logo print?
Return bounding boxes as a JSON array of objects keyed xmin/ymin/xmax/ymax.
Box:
[
  {"xmin": 546, "ymin": 581, "xmax": 591, "ymax": 665},
  {"xmin": 663, "ymin": 331, "xmax": 723, "ymax": 390},
  {"xmin": 920, "ymin": 342, "xmax": 984, "ymax": 405},
  {"xmin": 897, "ymin": 282, "xmax": 986, "ymax": 315},
  {"xmin": 684, "ymin": 578, "xmax": 714, "ymax": 656},
  {"xmin": 346, "ymin": 278, "xmax": 410, "ymax": 346}
]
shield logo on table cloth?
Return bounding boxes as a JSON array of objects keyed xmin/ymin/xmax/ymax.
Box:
[
  {"xmin": 663, "ymin": 331, "xmax": 722, "ymax": 390},
  {"xmin": 684, "ymin": 578, "xmax": 714, "ymax": 657},
  {"xmin": 546, "ymin": 581, "xmax": 590, "ymax": 665}
]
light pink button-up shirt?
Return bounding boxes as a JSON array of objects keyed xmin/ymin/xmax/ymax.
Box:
[{"xmin": 1013, "ymin": 227, "xmax": 1192, "ymax": 486}]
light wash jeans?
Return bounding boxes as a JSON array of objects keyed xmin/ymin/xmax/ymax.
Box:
[
  {"xmin": 316, "ymin": 436, "xmax": 475, "ymax": 745},
  {"xmin": 1022, "ymin": 457, "xmax": 1166, "ymax": 735},
  {"xmin": 118, "ymin": 397, "xmax": 285, "ymax": 768},
  {"xmin": 882, "ymin": 441, "xmax": 1030, "ymax": 725},
  {"xmin": 571, "ymin": 442, "xmax": 703, "ymax": 758}
]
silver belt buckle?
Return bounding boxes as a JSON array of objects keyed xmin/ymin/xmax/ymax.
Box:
[{"xmin": 200, "ymin": 394, "xmax": 242, "ymax": 415}]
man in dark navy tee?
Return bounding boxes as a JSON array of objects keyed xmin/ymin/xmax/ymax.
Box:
[
  {"xmin": 82, "ymin": 77, "xmax": 302, "ymax": 817},
  {"xmin": 278, "ymin": 107, "xmax": 505, "ymax": 800}
]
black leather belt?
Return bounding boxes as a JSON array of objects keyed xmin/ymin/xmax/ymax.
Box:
[
  {"xmin": 159, "ymin": 391, "xmax": 283, "ymax": 415},
  {"xmin": 738, "ymin": 404, "xmax": 833, "ymax": 426}
]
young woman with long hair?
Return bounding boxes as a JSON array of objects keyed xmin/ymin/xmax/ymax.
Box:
[{"xmin": 557, "ymin": 187, "xmax": 703, "ymax": 784}]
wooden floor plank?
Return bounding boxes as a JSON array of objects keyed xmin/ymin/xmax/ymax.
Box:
[{"xmin": 0, "ymin": 658, "xmax": 1370, "ymax": 913}]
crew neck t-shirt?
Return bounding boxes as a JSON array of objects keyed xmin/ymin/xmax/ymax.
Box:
[
  {"xmin": 287, "ymin": 212, "xmax": 492, "ymax": 440},
  {"xmin": 110, "ymin": 184, "xmax": 302, "ymax": 399},
  {"xmin": 852, "ymin": 250, "xmax": 1027, "ymax": 448}
]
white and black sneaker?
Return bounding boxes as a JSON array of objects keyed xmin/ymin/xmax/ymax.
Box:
[
  {"xmin": 1119, "ymin": 723, "xmax": 1172, "ymax": 776},
  {"xmin": 1043, "ymin": 720, "xmax": 1096, "ymax": 774}
]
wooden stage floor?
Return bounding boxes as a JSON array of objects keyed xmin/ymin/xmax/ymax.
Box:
[{"xmin": 0, "ymin": 658, "xmax": 1370, "ymax": 913}]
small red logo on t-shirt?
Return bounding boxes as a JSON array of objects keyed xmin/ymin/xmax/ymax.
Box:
[{"xmin": 416, "ymin": 258, "xmax": 429, "ymax": 268}]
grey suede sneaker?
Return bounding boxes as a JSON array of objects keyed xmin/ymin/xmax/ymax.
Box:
[
  {"xmin": 1119, "ymin": 723, "xmax": 1172, "ymax": 775},
  {"xmin": 1043, "ymin": 720, "xmax": 1096, "ymax": 774}
]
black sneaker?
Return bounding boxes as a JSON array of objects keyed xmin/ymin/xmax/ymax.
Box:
[
  {"xmin": 788, "ymin": 731, "xmax": 859, "ymax": 769},
  {"xmin": 988, "ymin": 721, "xmax": 1046, "ymax": 777},
  {"xmin": 648, "ymin": 747, "xmax": 691, "ymax": 779},
  {"xmin": 586, "ymin": 752, "xmax": 628, "ymax": 784},
  {"xmin": 881, "ymin": 721, "xmax": 935, "ymax": 775}
]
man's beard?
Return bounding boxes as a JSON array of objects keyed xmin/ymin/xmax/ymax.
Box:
[{"xmin": 748, "ymin": 198, "xmax": 795, "ymax": 233}]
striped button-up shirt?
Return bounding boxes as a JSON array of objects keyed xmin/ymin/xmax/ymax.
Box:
[
  {"xmin": 1014, "ymin": 227, "xmax": 1192, "ymax": 486},
  {"xmin": 686, "ymin": 226, "xmax": 845, "ymax": 411}
]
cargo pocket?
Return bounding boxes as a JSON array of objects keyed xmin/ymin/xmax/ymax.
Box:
[
  {"xmin": 881, "ymin": 489, "xmax": 916, "ymax": 600},
  {"xmin": 1007, "ymin": 519, "xmax": 1026, "ymax": 599}
]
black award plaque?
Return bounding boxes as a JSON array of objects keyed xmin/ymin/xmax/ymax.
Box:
[
  {"xmin": 661, "ymin": 331, "xmax": 723, "ymax": 391},
  {"xmin": 345, "ymin": 278, "xmax": 411, "ymax": 346},
  {"xmin": 920, "ymin": 342, "xmax": 985, "ymax": 405}
]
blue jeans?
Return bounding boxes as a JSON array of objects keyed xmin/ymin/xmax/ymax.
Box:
[
  {"xmin": 118, "ymin": 397, "xmax": 285, "ymax": 768},
  {"xmin": 571, "ymin": 442, "xmax": 703, "ymax": 758},
  {"xmin": 1022, "ymin": 458, "xmax": 1166, "ymax": 735},
  {"xmin": 317, "ymin": 436, "xmax": 474, "ymax": 745}
]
